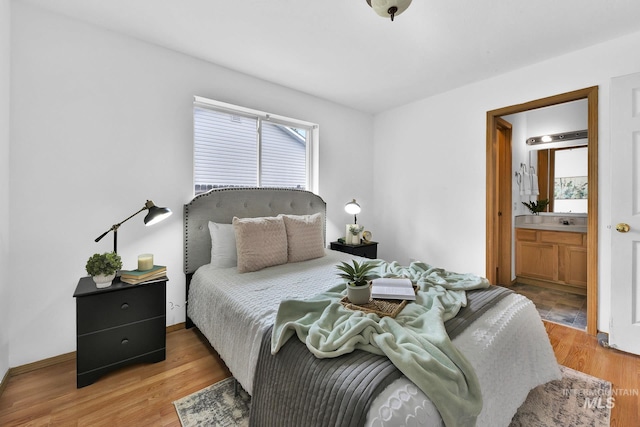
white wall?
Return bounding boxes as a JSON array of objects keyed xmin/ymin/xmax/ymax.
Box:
[
  {"xmin": 8, "ymin": 2, "xmax": 640, "ymax": 370},
  {"xmin": 0, "ymin": 0, "xmax": 11, "ymax": 383},
  {"xmin": 8, "ymin": 2, "xmax": 374, "ymax": 367},
  {"xmin": 372, "ymin": 30, "xmax": 640, "ymax": 332}
]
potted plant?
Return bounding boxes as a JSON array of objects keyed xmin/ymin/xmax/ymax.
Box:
[
  {"xmin": 336, "ymin": 260, "xmax": 377, "ymax": 304},
  {"xmin": 346, "ymin": 224, "xmax": 364, "ymax": 245},
  {"xmin": 86, "ymin": 252, "xmax": 123, "ymax": 288},
  {"xmin": 522, "ymin": 199, "xmax": 549, "ymax": 215}
]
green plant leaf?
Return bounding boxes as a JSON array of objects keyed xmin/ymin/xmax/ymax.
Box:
[
  {"xmin": 85, "ymin": 251, "xmax": 123, "ymax": 276},
  {"xmin": 335, "ymin": 259, "xmax": 378, "ymax": 286}
]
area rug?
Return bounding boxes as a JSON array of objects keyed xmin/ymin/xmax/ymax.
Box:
[
  {"xmin": 174, "ymin": 378, "xmax": 250, "ymax": 427},
  {"xmin": 510, "ymin": 365, "xmax": 611, "ymax": 427},
  {"xmin": 174, "ymin": 366, "xmax": 611, "ymax": 427}
]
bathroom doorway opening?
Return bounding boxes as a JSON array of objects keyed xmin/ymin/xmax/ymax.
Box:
[{"xmin": 486, "ymin": 86, "xmax": 598, "ymax": 335}]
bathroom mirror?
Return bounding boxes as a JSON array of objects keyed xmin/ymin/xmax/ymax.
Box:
[
  {"xmin": 503, "ymin": 98, "xmax": 589, "ymax": 214},
  {"xmin": 532, "ymin": 144, "xmax": 588, "ymax": 213}
]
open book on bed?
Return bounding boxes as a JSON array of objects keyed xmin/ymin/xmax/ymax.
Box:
[{"xmin": 371, "ymin": 277, "xmax": 416, "ymax": 300}]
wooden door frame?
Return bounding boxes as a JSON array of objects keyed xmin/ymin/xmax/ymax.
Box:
[
  {"xmin": 496, "ymin": 118, "xmax": 513, "ymax": 286},
  {"xmin": 486, "ymin": 86, "xmax": 599, "ymax": 335}
]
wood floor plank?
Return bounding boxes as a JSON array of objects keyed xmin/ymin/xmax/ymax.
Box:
[
  {"xmin": 544, "ymin": 322, "xmax": 640, "ymax": 427},
  {"xmin": 0, "ymin": 328, "xmax": 230, "ymax": 426},
  {"xmin": 0, "ymin": 322, "xmax": 637, "ymax": 426}
]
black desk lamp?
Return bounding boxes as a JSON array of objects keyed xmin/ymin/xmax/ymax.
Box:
[{"xmin": 95, "ymin": 200, "xmax": 172, "ymax": 253}]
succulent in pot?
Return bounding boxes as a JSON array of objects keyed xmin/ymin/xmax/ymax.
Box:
[
  {"xmin": 336, "ymin": 260, "xmax": 377, "ymax": 305},
  {"xmin": 85, "ymin": 252, "xmax": 122, "ymax": 288}
]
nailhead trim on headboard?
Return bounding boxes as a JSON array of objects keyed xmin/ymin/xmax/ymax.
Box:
[{"xmin": 183, "ymin": 187, "xmax": 327, "ymax": 275}]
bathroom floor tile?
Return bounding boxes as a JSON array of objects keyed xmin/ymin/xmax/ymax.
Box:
[{"xmin": 509, "ymin": 283, "xmax": 587, "ymax": 330}]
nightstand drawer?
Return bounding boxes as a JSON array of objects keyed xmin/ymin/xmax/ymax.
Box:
[
  {"xmin": 77, "ymin": 282, "xmax": 165, "ymax": 334},
  {"xmin": 76, "ymin": 316, "xmax": 166, "ymax": 373},
  {"xmin": 330, "ymin": 241, "xmax": 378, "ymax": 259}
]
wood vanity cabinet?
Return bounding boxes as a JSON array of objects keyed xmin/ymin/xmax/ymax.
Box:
[{"xmin": 515, "ymin": 228, "xmax": 587, "ymax": 294}]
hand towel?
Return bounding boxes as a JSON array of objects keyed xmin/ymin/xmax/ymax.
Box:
[
  {"xmin": 522, "ymin": 169, "xmax": 532, "ymax": 196},
  {"xmin": 531, "ymin": 170, "xmax": 540, "ymax": 196}
]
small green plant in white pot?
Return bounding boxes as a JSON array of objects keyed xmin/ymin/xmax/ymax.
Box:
[
  {"xmin": 336, "ymin": 260, "xmax": 377, "ymax": 305},
  {"xmin": 86, "ymin": 252, "xmax": 122, "ymax": 288}
]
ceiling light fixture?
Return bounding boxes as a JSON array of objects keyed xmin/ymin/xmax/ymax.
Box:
[{"xmin": 366, "ymin": 0, "xmax": 412, "ymax": 21}]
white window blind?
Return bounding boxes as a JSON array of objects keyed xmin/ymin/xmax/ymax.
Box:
[{"xmin": 193, "ymin": 97, "xmax": 317, "ymax": 195}]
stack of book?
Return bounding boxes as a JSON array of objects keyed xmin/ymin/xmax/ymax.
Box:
[{"xmin": 120, "ymin": 265, "xmax": 167, "ymax": 285}]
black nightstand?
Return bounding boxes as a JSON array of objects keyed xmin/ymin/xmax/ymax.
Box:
[
  {"xmin": 73, "ymin": 276, "xmax": 167, "ymax": 388},
  {"xmin": 330, "ymin": 241, "xmax": 378, "ymax": 259}
]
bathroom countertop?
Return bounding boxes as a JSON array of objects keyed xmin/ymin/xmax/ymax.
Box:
[
  {"xmin": 514, "ymin": 214, "xmax": 587, "ymax": 233},
  {"xmin": 515, "ymin": 223, "xmax": 587, "ymax": 233}
]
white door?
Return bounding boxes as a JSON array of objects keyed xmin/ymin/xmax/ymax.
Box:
[{"xmin": 610, "ymin": 72, "xmax": 640, "ymax": 355}]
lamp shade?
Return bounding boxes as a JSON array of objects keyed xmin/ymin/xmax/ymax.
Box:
[
  {"xmin": 144, "ymin": 200, "xmax": 172, "ymax": 226},
  {"xmin": 345, "ymin": 199, "xmax": 361, "ymax": 215},
  {"xmin": 367, "ymin": 0, "xmax": 412, "ymax": 21},
  {"xmin": 95, "ymin": 199, "xmax": 172, "ymax": 253}
]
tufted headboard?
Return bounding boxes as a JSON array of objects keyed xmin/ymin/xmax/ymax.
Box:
[{"xmin": 184, "ymin": 187, "xmax": 327, "ymax": 275}]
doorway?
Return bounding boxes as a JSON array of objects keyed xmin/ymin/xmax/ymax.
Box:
[{"xmin": 486, "ymin": 86, "xmax": 598, "ymax": 335}]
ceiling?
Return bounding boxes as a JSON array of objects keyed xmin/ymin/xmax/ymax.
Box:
[{"xmin": 20, "ymin": 0, "xmax": 640, "ymax": 114}]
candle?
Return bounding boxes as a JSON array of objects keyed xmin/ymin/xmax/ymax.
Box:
[{"xmin": 138, "ymin": 254, "xmax": 153, "ymax": 271}]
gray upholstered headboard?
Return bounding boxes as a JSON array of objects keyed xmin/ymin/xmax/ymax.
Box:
[{"xmin": 184, "ymin": 187, "xmax": 327, "ymax": 275}]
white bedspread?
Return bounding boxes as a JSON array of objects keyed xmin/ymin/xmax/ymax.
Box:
[{"xmin": 187, "ymin": 250, "xmax": 560, "ymax": 426}]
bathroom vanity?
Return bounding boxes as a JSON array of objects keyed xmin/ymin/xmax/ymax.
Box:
[{"xmin": 515, "ymin": 215, "xmax": 587, "ymax": 295}]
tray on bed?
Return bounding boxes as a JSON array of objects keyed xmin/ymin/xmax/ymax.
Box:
[{"xmin": 340, "ymin": 285, "xmax": 418, "ymax": 318}]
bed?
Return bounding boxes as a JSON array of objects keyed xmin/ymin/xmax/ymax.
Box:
[{"xmin": 184, "ymin": 187, "xmax": 560, "ymax": 427}]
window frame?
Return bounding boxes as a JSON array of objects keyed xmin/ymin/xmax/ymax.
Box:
[{"xmin": 193, "ymin": 96, "xmax": 319, "ymax": 195}]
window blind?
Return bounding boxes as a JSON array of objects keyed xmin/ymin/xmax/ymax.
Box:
[{"xmin": 193, "ymin": 97, "xmax": 316, "ymax": 195}]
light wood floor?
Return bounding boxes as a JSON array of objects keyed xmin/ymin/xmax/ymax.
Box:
[
  {"xmin": 0, "ymin": 328, "xmax": 231, "ymax": 426},
  {"xmin": 0, "ymin": 322, "xmax": 638, "ymax": 426}
]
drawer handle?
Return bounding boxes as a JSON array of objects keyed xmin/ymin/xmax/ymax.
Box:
[
  {"xmin": 121, "ymin": 338, "xmax": 129, "ymax": 345},
  {"xmin": 121, "ymin": 303, "xmax": 129, "ymax": 310}
]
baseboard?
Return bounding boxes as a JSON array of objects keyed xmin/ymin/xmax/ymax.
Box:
[
  {"xmin": 516, "ymin": 276, "xmax": 587, "ymax": 296},
  {"xmin": 0, "ymin": 324, "xmax": 186, "ymax": 399},
  {"xmin": 9, "ymin": 351, "xmax": 76, "ymax": 377},
  {"xmin": 166, "ymin": 322, "xmax": 185, "ymax": 333},
  {"xmin": 0, "ymin": 368, "xmax": 9, "ymax": 397}
]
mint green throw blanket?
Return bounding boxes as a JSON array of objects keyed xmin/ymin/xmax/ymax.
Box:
[{"xmin": 271, "ymin": 261, "xmax": 491, "ymax": 427}]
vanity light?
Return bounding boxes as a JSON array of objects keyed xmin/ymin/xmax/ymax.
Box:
[{"xmin": 526, "ymin": 129, "xmax": 588, "ymax": 145}]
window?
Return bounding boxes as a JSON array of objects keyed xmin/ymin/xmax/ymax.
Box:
[{"xmin": 193, "ymin": 96, "xmax": 318, "ymax": 195}]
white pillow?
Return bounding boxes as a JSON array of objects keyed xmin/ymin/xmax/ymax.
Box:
[
  {"xmin": 280, "ymin": 213, "xmax": 325, "ymax": 263},
  {"xmin": 233, "ymin": 216, "xmax": 288, "ymax": 273},
  {"xmin": 208, "ymin": 222, "xmax": 237, "ymax": 268}
]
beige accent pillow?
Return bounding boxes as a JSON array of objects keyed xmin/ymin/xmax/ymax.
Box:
[
  {"xmin": 233, "ymin": 216, "xmax": 288, "ymax": 273},
  {"xmin": 280, "ymin": 213, "xmax": 325, "ymax": 263}
]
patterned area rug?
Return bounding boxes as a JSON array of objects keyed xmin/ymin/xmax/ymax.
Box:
[
  {"xmin": 174, "ymin": 378, "xmax": 250, "ymax": 427},
  {"xmin": 510, "ymin": 365, "xmax": 611, "ymax": 427},
  {"xmin": 174, "ymin": 366, "xmax": 611, "ymax": 427}
]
